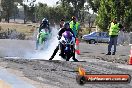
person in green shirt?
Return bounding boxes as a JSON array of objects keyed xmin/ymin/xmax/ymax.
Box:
[
  {"xmin": 106, "ymin": 18, "xmax": 123, "ymax": 55},
  {"xmin": 70, "ymin": 16, "xmax": 80, "ymax": 38}
]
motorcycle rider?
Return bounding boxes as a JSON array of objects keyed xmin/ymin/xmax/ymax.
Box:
[
  {"xmin": 36, "ymin": 18, "xmax": 49, "ymax": 50},
  {"xmin": 39, "ymin": 18, "xmax": 50, "ymax": 33},
  {"xmin": 49, "ymin": 22, "xmax": 78, "ymax": 62}
]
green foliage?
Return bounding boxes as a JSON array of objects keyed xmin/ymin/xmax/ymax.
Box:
[
  {"xmin": 1, "ymin": 0, "xmax": 14, "ymax": 22},
  {"xmin": 1, "ymin": 0, "xmax": 131, "ymax": 32},
  {"xmin": 87, "ymin": 0, "xmax": 100, "ymax": 13},
  {"xmin": 61, "ymin": 0, "xmax": 86, "ymax": 18},
  {"xmin": 95, "ymin": 0, "xmax": 110, "ymax": 31},
  {"xmin": 88, "ymin": 0, "xmax": 132, "ymax": 31},
  {"xmin": 27, "ymin": 6, "xmax": 35, "ymax": 22},
  {"xmin": 35, "ymin": 2, "xmax": 74, "ymax": 23},
  {"xmin": 35, "ymin": 3, "xmax": 48, "ymax": 20}
]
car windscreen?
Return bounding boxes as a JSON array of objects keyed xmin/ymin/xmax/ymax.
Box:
[
  {"xmin": 89, "ymin": 32, "xmax": 96, "ymax": 36},
  {"xmin": 102, "ymin": 32, "xmax": 109, "ymax": 37}
]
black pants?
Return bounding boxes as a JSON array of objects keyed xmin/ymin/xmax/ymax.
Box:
[
  {"xmin": 108, "ymin": 36, "xmax": 118, "ymax": 53},
  {"xmin": 49, "ymin": 45, "xmax": 59, "ymax": 60},
  {"xmin": 49, "ymin": 44, "xmax": 77, "ymax": 61},
  {"xmin": 49, "ymin": 43, "xmax": 65, "ymax": 60}
]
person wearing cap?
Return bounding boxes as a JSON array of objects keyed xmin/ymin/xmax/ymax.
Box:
[
  {"xmin": 39, "ymin": 18, "xmax": 50, "ymax": 33},
  {"xmin": 106, "ymin": 18, "xmax": 123, "ymax": 55},
  {"xmin": 70, "ymin": 16, "xmax": 80, "ymax": 37}
]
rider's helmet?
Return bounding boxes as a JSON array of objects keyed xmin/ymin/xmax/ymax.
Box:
[
  {"xmin": 72, "ymin": 16, "xmax": 76, "ymax": 20},
  {"xmin": 62, "ymin": 31, "xmax": 73, "ymax": 40},
  {"xmin": 64, "ymin": 22, "xmax": 70, "ymax": 29},
  {"xmin": 42, "ymin": 18, "xmax": 47, "ymax": 22},
  {"xmin": 60, "ymin": 19, "xmax": 64, "ymax": 22},
  {"xmin": 42, "ymin": 18, "xmax": 48, "ymax": 24}
]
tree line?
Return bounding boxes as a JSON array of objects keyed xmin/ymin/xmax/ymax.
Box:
[
  {"xmin": 0, "ymin": 0, "xmax": 131, "ymax": 31},
  {"xmin": 87, "ymin": 0, "xmax": 132, "ymax": 31}
]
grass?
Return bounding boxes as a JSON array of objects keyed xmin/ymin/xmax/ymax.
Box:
[
  {"xmin": 0, "ymin": 23, "xmax": 39, "ymax": 37},
  {"xmin": 0, "ymin": 23, "xmax": 39, "ymax": 32}
]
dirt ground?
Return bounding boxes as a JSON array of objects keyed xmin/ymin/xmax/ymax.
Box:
[{"xmin": 0, "ymin": 39, "xmax": 132, "ymax": 88}]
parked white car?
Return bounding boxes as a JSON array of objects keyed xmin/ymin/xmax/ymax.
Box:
[{"xmin": 82, "ymin": 32, "xmax": 110, "ymax": 44}]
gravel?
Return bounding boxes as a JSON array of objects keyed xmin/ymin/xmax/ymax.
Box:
[{"xmin": 0, "ymin": 40, "xmax": 132, "ymax": 88}]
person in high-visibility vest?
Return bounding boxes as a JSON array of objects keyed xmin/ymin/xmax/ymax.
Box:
[
  {"xmin": 70, "ymin": 16, "xmax": 80, "ymax": 55},
  {"xmin": 70, "ymin": 16, "xmax": 80, "ymax": 38},
  {"xmin": 106, "ymin": 18, "xmax": 123, "ymax": 55}
]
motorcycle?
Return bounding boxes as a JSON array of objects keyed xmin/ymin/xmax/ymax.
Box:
[
  {"xmin": 36, "ymin": 28, "xmax": 49, "ymax": 50},
  {"xmin": 59, "ymin": 31, "xmax": 75, "ymax": 61}
]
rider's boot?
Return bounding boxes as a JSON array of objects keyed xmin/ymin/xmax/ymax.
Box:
[
  {"xmin": 72, "ymin": 48, "xmax": 79, "ymax": 62},
  {"xmin": 59, "ymin": 43, "xmax": 65, "ymax": 59},
  {"xmin": 59, "ymin": 50, "xmax": 65, "ymax": 59},
  {"xmin": 66, "ymin": 58, "xmax": 70, "ymax": 61}
]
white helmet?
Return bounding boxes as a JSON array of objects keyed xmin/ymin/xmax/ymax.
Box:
[
  {"xmin": 42, "ymin": 18, "xmax": 47, "ymax": 22},
  {"xmin": 40, "ymin": 29, "xmax": 45, "ymax": 33}
]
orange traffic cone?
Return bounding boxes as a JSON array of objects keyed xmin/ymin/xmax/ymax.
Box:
[
  {"xmin": 128, "ymin": 46, "xmax": 132, "ymax": 65},
  {"xmin": 75, "ymin": 38, "xmax": 80, "ymax": 55}
]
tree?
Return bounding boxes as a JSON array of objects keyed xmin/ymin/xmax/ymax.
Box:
[
  {"xmin": 87, "ymin": 0, "xmax": 132, "ymax": 31},
  {"xmin": 1, "ymin": 0, "xmax": 14, "ymax": 23},
  {"xmin": 13, "ymin": 2, "xmax": 19, "ymax": 22},
  {"xmin": 27, "ymin": 6, "xmax": 35, "ymax": 22},
  {"xmin": 35, "ymin": 3, "xmax": 48, "ymax": 21},
  {"xmin": 95, "ymin": 0, "xmax": 110, "ymax": 31},
  {"xmin": 123, "ymin": 0, "xmax": 132, "ymax": 31},
  {"xmin": 84, "ymin": 5, "xmax": 96, "ymax": 28},
  {"xmin": 15, "ymin": 0, "xmax": 36, "ymax": 23},
  {"xmin": 87, "ymin": 0, "xmax": 100, "ymax": 13},
  {"xmin": 35, "ymin": 3, "xmax": 73, "ymax": 24},
  {"xmin": 60, "ymin": 0, "xmax": 86, "ymax": 19}
]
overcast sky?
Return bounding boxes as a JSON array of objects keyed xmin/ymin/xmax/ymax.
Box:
[
  {"xmin": 20, "ymin": 0, "xmax": 93, "ymax": 13},
  {"xmin": 35, "ymin": 0, "xmax": 59, "ymax": 6}
]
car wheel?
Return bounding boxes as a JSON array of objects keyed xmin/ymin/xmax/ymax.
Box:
[
  {"xmin": 89, "ymin": 39, "xmax": 96, "ymax": 44},
  {"xmin": 85, "ymin": 40, "xmax": 89, "ymax": 43}
]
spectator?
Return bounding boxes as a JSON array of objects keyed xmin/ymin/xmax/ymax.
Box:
[{"xmin": 106, "ymin": 18, "xmax": 123, "ymax": 55}]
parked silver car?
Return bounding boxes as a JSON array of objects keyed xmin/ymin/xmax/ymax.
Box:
[{"xmin": 82, "ymin": 32, "xmax": 110, "ymax": 44}]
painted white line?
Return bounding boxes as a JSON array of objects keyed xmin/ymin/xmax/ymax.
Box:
[{"xmin": 0, "ymin": 68, "xmax": 35, "ymax": 88}]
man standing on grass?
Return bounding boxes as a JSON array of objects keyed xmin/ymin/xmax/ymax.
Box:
[{"xmin": 106, "ymin": 18, "xmax": 123, "ymax": 55}]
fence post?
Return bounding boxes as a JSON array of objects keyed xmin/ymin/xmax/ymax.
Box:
[{"xmin": 130, "ymin": 32, "xmax": 132, "ymax": 45}]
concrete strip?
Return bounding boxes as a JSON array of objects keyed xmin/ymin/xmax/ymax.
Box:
[
  {"xmin": 0, "ymin": 62, "xmax": 59, "ymax": 88},
  {"xmin": 0, "ymin": 80, "xmax": 12, "ymax": 88},
  {"xmin": 0, "ymin": 67, "xmax": 35, "ymax": 88}
]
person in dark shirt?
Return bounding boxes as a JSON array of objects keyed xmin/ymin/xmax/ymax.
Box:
[
  {"xmin": 58, "ymin": 23, "xmax": 75, "ymax": 39},
  {"xmin": 106, "ymin": 18, "xmax": 123, "ymax": 55},
  {"xmin": 59, "ymin": 19, "xmax": 65, "ymax": 28}
]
